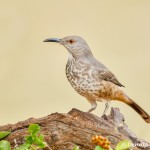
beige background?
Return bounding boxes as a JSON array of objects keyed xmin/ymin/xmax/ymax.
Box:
[{"xmin": 0, "ymin": 0, "xmax": 150, "ymax": 142}]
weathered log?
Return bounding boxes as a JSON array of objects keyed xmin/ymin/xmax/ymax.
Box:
[{"xmin": 0, "ymin": 108, "xmax": 150, "ymax": 150}]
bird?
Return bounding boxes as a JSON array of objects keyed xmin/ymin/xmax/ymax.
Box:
[{"xmin": 44, "ymin": 36, "xmax": 150, "ymax": 123}]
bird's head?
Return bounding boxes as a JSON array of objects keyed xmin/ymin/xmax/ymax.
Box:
[{"xmin": 44, "ymin": 36, "xmax": 93, "ymax": 58}]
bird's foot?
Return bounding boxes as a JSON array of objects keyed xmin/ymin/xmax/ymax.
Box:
[
  {"xmin": 87, "ymin": 100, "xmax": 97, "ymax": 113},
  {"xmin": 102, "ymin": 101, "xmax": 110, "ymax": 115}
]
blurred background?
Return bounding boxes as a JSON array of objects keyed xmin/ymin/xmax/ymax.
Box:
[{"xmin": 0, "ymin": 0, "xmax": 150, "ymax": 142}]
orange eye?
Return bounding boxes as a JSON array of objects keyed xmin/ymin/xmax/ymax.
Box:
[{"xmin": 68, "ymin": 39, "xmax": 75, "ymax": 44}]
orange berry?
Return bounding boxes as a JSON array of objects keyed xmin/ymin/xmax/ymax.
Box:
[
  {"xmin": 98, "ymin": 141, "xmax": 103, "ymax": 146},
  {"xmin": 101, "ymin": 139, "xmax": 103, "ymax": 142},
  {"xmin": 103, "ymin": 144, "xmax": 109, "ymax": 149},
  {"xmin": 107, "ymin": 141, "xmax": 111, "ymax": 145},
  {"xmin": 98, "ymin": 136, "xmax": 101, "ymax": 140},
  {"xmin": 95, "ymin": 135, "xmax": 99, "ymax": 140}
]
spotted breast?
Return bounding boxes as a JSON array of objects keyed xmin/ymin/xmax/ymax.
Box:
[{"xmin": 65, "ymin": 55, "xmax": 102, "ymax": 101}]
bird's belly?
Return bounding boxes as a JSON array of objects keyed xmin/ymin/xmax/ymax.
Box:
[
  {"xmin": 66, "ymin": 68, "xmax": 120, "ymax": 102},
  {"xmin": 66, "ymin": 71, "xmax": 102, "ymax": 100}
]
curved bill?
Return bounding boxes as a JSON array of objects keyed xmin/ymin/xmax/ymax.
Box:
[{"xmin": 43, "ymin": 38, "xmax": 61, "ymax": 43}]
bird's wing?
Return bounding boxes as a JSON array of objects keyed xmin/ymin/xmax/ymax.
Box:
[{"xmin": 99, "ymin": 69, "xmax": 124, "ymax": 87}]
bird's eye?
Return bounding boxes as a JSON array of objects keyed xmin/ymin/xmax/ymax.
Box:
[{"xmin": 68, "ymin": 39, "xmax": 75, "ymax": 44}]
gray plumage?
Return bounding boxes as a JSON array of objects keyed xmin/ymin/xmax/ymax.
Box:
[{"xmin": 44, "ymin": 36, "xmax": 150, "ymax": 123}]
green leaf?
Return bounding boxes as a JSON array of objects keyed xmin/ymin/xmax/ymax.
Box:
[
  {"xmin": 15, "ymin": 143, "xmax": 30, "ymax": 150},
  {"xmin": 72, "ymin": 145, "xmax": 80, "ymax": 150},
  {"xmin": 38, "ymin": 135, "xmax": 44, "ymax": 141},
  {"xmin": 0, "ymin": 131, "xmax": 11, "ymax": 139},
  {"xmin": 15, "ymin": 124, "xmax": 46, "ymax": 150},
  {"xmin": 36, "ymin": 142, "xmax": 46, "ymax": 148},
  {"xmin": 32, "ymin": 136, "xmax": 46, "ymax": 148},
  {"xmin": 25, "ymin": 135, "xmax": 33, "ymax": 144},
  {"xmin": 28, "ymin": 124, "xmax": 40, "ymax": 135},
  {"xmin": 115, "ymin": 140, "xmax": 132, "ymax": 150},
  {"xmin": 0, "ymin": 140, "xmax": 11, "ymax": 150},
  {"xmin": 95, "ymin": 146, "xmax": 104, "ymax": 150}
]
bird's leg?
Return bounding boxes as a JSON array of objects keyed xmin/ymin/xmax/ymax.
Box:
[
  {"xmin": 87, "ymin": 100, "xmax": 97, "ymax": 113},
  {"xmin": 103, "ymin": 101, "xmax": 110, "ymax": 115}
]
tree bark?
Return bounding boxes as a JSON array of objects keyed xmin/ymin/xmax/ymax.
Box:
[{"xmin": 0, "ymin": 107, "xmax": 150, "ymax": 150}]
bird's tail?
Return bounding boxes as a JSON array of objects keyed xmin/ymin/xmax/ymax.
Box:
[{"xmin": 125, "ymin": 98, "xmax": 150, "ymax": 123}]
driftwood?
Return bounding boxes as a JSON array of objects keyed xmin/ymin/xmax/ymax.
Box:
[{"xmin": 0, "ymin": 107, "xmax": 150, "ymax": 150}]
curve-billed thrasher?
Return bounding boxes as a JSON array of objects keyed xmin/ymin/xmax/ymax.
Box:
[{"xmin": 44, "ymin": 36, "xmax": 150, "ymax": 123}]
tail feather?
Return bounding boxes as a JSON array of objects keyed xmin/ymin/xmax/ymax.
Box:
[{"xmin": 126, "ymin": 98, "xmax": 150, "ymax": 123}]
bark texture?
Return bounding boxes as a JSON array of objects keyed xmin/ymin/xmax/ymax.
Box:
[{"xmin": 0, "ymin": 108, "xmax": 150, "ymax": 150}]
